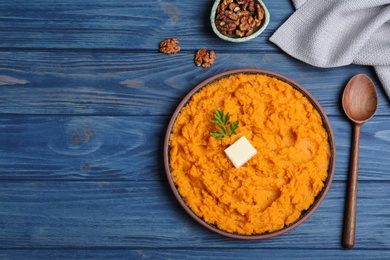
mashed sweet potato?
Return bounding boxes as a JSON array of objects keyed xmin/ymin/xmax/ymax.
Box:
[{"xmin": 169, "ymin": 73, "xmax": 331, "ymax": 235}]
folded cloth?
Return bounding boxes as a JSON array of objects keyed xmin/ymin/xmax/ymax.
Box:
[{"xmin": 270, "ymin": 0, "xmax": 390, "ymax": 99}]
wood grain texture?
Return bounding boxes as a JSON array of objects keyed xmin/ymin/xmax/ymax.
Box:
[
  {"xmin": 0, "ymin": 52, "xmax": 388, "ymax": 116},
  {"xmin": 2, "ymin": 249, "xmax": 390, "ymax": 260},
  {"xmin": 1, "ymin": 115, "xmax": 390, "ymax": 181},
  {"xmin": 1, "ymin": 249, "xmax": 390, "ymax": 260},
  {"xmin": 0, "ymin": 115, "xmax": 167, "ymax": 180},
  {"xmin": 0, "ymin": 181, "xmax": 389, "ymax": 251},
  {"xmin": 0, "ymin": 0, "xmax": 293, "ymax": 51},
  {"xmin": 1, "ymin": 0, "xmax": 390, "ymax": 258}
]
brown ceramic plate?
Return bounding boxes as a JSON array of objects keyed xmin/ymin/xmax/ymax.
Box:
[
  {"xmin": 210, "ymin": 0, "xmax": 270, "ymax": 43},
  {"xmin": 164, "ymin": 68, "xmax": 336, "ymax": 239}
]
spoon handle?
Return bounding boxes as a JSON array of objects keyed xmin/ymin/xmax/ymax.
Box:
[{"xmin": 343, "ymin": 123, "xmax": 361, "ymax": 249}]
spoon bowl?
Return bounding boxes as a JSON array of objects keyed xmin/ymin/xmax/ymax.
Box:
[
  {"xmin": 342, "ymin": 74, "xmax": 378, "ymax": 124},
  {"xmin": 341, "ymin": 74, "xmax": 378, "ymax": 249}
]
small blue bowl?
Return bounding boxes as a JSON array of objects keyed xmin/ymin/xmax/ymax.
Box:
[{"xmin": 210, "ymin": 0, "xmax": 270, "ymax": 43}]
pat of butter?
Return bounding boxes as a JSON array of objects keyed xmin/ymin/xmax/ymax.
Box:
[{"xmin": 224, "ymin": 136, "xmax": 257, "ymax": 168}]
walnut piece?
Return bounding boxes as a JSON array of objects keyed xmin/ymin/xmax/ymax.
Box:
[
  {"xmin": 194, "ymin": 48, "xmax": 216, "ymax": 68},
  {"xmin": 215, "ymin": 0, "xmax": 265, "ymax": 37},
  {"xmin": 159, "ymin": 38, "xmax": 181, "ymax": 55}
]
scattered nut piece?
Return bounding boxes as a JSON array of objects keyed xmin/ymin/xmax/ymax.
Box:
[
  {"xmin": 194, "ymin": 48, "xmax": 216, "ymax": 68},
  {"xmin": 215, "ymin": 0, "xmax": 265, "ymax": 37},
  {"xmin": 159, "ymin": 38, "xmax": 181, "ymax": 55}
]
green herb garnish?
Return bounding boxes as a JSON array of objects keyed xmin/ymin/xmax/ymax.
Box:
[{"xmin": 210, "ymin": 109, "xmax": 239, "ymax": 139}]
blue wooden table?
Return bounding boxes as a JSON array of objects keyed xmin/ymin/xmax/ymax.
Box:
[{"xmin": 1, "ymin": 0, "xmax": 390, "ymax": 259}]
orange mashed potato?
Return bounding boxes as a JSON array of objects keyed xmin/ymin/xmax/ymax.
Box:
[{"xmin": 169, "ymin": 73, "xmax": 331, "ymax": 235}]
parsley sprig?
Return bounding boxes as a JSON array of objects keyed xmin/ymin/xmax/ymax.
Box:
[{"xmin": 210, "ymin": 109, "xmax": 239, "ymax": 139}]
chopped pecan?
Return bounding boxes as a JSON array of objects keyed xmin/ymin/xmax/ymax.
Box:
[
  {"xmin": 239, "ymin": 15, "xmax": 257, "ymax": 36},
  {"xmin": 229, "ymin": 2, "xmax": 239, "ymax": 11},
  {"xmin": 223, "ymin": 0, "xmax": 234, "ymax": 5},
  {"xmin": 159, "ymin": 38, "xmax": 181, "ymax": 55},
  {"xmin": 235, "ymin": 29, "xmax": 245, "ymax": 37},
  {"xmin": 217, "ymin": 3, "xmax": 227, "ymax": 13},
  {"xmin": 215, "ymin": 0, "xmax": 265, "ymax": 38},
  {"xmin": 194, "ymin": 48, "xmax": 216, "ymax": 69},
  {"xmin": 256, "ymin": 3, "xmax": 264, "ymax": 21},
  {"xmin": 225, "ymin": 10, "xmax": 239, "ymax": 21},
  {"xmin": 237, "ymin": 0, "xmax": 255, "ymax": 12},
  {"xmin": 217, "ymin": 20, "xmax": 237, "ymax": 35},
  {"xmin": 238, "ymin": 10, "xmax": 251, "ymax": 17}
]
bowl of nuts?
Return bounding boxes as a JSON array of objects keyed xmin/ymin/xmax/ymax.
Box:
[{"xmin": 211, "ymin": 0, "xmax": 270, "ymax": 43}]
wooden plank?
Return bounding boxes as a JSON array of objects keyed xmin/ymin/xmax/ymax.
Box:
[
  {"xmin": 0, "ymin": 0, "xmax": 293, "ymax": 51},
  {"xmin": 0, "ymin": 115, "xmax": 167, "ymax": 181},
  {"xmin": 0, "ymin": 52, "xmax": 387, "ymax": 116},
  {"xmin": 1, "ymin": 248, "xmax": 389, "ymax": 260},
  {"xmin": 1, "ymin": 0, "xmax": 388, "ymax": 258},
  {"xmin": 0, "ymin": 181, "xmax": 389, "ymax": 250},
  {"xmin": 1, "ymin": 115, "xmax": 390, "ymax": 181}
]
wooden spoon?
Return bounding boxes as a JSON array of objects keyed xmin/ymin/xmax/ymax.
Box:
[{"xmin": 342, "ymin": 74, "xmax": 378, "ymax": 249}]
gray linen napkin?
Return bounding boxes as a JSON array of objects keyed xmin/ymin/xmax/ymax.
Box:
[{"xmin": 270, "ymin": 0, "xmax": 390, "ymax": 99}]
